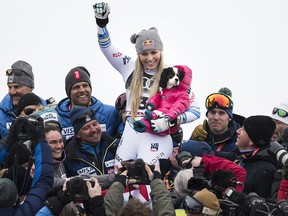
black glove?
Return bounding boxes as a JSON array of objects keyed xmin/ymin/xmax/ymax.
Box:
[
  {"xmin": 115, "ymin": 174, "xmax": 127, "ymax": 188},
  {"xmin": 170, "ymin": 127, "xmax": 183, "ymax": 143},
  {"xmin": 5, "ymin": 120, "xmax": 18, "ymax": 149},
  {"xmin": 93, "ymin": 2, "xmax": 110, "ymax": 28},
  {"xmin": 152, "ymin": 170, "xmax": 161, "ymax": 180},
  {"xmin": 45, "ymin": 190, "xmax": 71, "ymax": 216}
]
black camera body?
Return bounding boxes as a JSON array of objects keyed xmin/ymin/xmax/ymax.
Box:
[
  {"xmin": 219, "ymin": 199, "xmax": 240, "ymax": 216},
  {"xmin": 176, "ymin": 151, "xmax": 194, "ymax": 169},
  {"xmin": 13, "ymin": 116, "xmax": 38, "ymax": 141},
  {"xmin": 124, "ymin": 158, "xmax": 154, "ymax": 185},
  {"xmin": 66, "ymin": 176, "xmax": 95, "ymax": 201}
]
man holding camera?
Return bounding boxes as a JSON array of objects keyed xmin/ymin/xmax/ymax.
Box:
[
  {"xmin": 104, "ymin": 163, "xmax": 175, "ymax": 216},
  {"xmin": 0, "ymin": 114, "xmax": 54, "ymax": 215}
]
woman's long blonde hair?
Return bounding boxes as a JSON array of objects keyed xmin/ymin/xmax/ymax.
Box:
[{"xmin": 129, "ymin": 52, "xmax": 165, "ymax": 122}]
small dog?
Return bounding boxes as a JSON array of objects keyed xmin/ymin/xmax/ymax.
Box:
[{"xmin": 133, "ymin": 65, "xmax": 192, "ymax": 136}]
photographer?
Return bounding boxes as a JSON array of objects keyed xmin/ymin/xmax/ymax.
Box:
[
  {"xmin": 0, "ymin": 115, "xmax": 54, "ymax": 215},
  {"xmin": 104, "ymin": 162, "xmax": 175, "ymax": 216},
  {"xmin": 175, "ymin": 151, "xmax": 246, "ymax": 193},
  {"xmin": 36, "ymin": 176, "xmax": 105, "ymax": 216}
]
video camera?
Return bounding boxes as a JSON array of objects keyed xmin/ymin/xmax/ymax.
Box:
[
  {"xmin": 176, "ymin": 151, "xmax": 194, "ymax": 169},
  {"xmin": 13, "ymin": 115, "xmax": 39, "ymax": 141},
  {"xmin": 66, "ymin": 175, "xmax": 95, "ymax": 201},
  {"xmin": 121, "ymin": 158, "xmax": 154, "ymax": 185}
]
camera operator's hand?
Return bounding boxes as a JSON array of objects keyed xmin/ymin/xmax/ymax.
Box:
[
  {"xmin": 191, "ymin": 120, "xmax": 208, "ymax": 141},
  {"xmin": 87, "ymin": 177, "xmax": 101, "ymax": 198},
  {"xmin": 5, "ymin": 120, "xmax": 17, "ymax": 149},
  {"xmin": 170, "ymin": 127, "xmax": 183, "ymax": 144},
  {"xmin": 115, "ymin": 170, "xmax": 137, "ymax": 187},
  {"xmin": 145, "ymin": 163, "xmax": 161, "ymax": 181},
  {"xmin": 93, "ymin": 2, "xmax": 110, "ymax": 28}
]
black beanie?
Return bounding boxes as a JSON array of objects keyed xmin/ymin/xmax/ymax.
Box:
[
  {"xmin": 243, "ymin": 115, "xmax": 276, "ymax": 148},
  {"xmin": 65, "ymin": 66, "xmax": 92, "ymax": 98},
  {"xmin": 16, "ymin": 92, "xmax": 43, "ymax": 116}
]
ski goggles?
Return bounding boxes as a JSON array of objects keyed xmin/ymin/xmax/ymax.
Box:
[
  {"xmin": 205, "ymin": 93, "xmax": 233, "ymax": 109},
  {"xmin": 115, "ymin": 93, "xmax": 126, "ymax": 111},
  {"xmin": 6, "ymin": 69, "xmax": 33, "ymax": 79},
  {"xmin": 272, "ymin": 108, "xmax": 288, "ymax": 118},
  {"xmin": 183, "ymin": 195, "xmax": 203, "ymax": 214}
]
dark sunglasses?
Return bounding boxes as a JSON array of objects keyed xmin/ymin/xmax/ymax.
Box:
[
  {"xmin": 115, "ymin": 93, "xmax": 126, "ymax": 111},
  {"xmin": 6, "ymin": 69, "xmax": 33, "ymax": 79},
  {"xmin": 183, "ymin": 195, "xmax": 203, "ymax": 214},
  {"xmin": 272, "ymin": 108, "xmax": 288, "ymax": 118},
  {"xmin": 23, "ymin": 108, "xmax": 36, "ymax": 116}
]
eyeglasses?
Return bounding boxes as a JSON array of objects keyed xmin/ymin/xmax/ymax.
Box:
[
  {"xmin": 115, "ymin": 93, "xmax": 126, "ymax": 111},
  {"xmin": 205, "ymin": 93, "xmax": 233, "ymax": 109},
  {"xmin": 183, "ymin": 195, "xmax": 203, "ymax": 214},
  {"xmin": 23, "ymin": 108, "xmax": 36, "ymax": 116},
  {"xmin": 272, "ymin": 108, "xmax": 288, "ymax": 118},
  {"xmin": 6, "ymin": 69, "xmax": 33, "ymax": 79}
]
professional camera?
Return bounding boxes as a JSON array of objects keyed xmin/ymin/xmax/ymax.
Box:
[
  {"xmin": 13, "ymin": 115, "xmax": 39, "ymax": 141},
  {"xmin": 66, "ymin": 175, "xmax": 95, "ymax": 201},
  {"xmin": 219, "ymin": 199, "xmax": 239, "ymax": 216},
  {"xmin": 176, "ymin": 151, "xmax": 194, "ymax": 169},
  {"xmin": 268, "ymin": 141, "xmax": 288, "ymax": 167},
  {"xmin": 276, "ymin": 199, "xmax": 288, "ymax": 216},
  {"xmin": 122, "ymin": 158, "xmax": 154, "ymax": 185}
]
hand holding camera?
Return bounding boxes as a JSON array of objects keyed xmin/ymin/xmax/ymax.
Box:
[{"xmin": 176, "ymin": 151, "xmax": 195, "ymax": 169}]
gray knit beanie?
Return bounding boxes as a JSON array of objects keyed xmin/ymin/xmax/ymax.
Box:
[
  {"xmin": 7, "ymin": 60, "xmax": 34, "ymax": 88},
  {"xmin": 65, "ymin": 66, "xmax": 92, "ymax": 98},
  {"xmin": 130, "ymin": 27, "xmax": 163, "ymax": 54}
]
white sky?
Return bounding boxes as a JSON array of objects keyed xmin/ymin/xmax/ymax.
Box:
[{"xmin": 1, "ymin": 1, "xmax": 287, "ymax": 139}]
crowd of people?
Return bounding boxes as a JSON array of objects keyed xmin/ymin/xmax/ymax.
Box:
[{"xmin": 0, "ymin": 2, "xmax": 288, "ymax": 216}]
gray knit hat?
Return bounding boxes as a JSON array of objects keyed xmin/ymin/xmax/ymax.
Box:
[
  {"xmin": 7, "ymin": 60, "xmax": 34, "ymax": 88},
  {"xmin": 130, "ymin": 27, "xmax": 163, "ymax": 54},
  {"xmin": 0, "ymin": 178, "xmax": 18, "ymax": 208},
  {"xmin": 65, "ymin": 66, "xmax": 92, "ymax": 98}
]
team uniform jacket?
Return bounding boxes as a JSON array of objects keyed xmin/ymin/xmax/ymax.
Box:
[
  {"xmin": 55, "ymin": 96, "xmax": 121, "ymax": 141},
  {"xmin": 64, "ymin": 136, "xmax": 115, "ymax": 177}
]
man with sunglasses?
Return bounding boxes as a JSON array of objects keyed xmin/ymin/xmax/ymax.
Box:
[
  {"xmin": 0, "ymin": 60, "xmax": 47, "ymax": 139},
  {"xmin": 183, "ymin": 88, "xmax": 240, "ymax": 153}
]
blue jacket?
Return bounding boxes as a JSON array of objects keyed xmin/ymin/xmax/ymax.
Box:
[
  {"xmin": 55, "ymin": 96, "xmax": 121, "ymax": 141},
  {"xmin": 64, "ymin": 136, "xmax": 115, "ymax": 177},
  {"xmin": 0, "ymin": 94, "xmax": 47, "ymax": 139},
  {"xmin": 0, "ymin": 140, "xmax": 54, "ymax": 216}
]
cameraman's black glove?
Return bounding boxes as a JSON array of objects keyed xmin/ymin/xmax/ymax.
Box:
[
  {"xmin": 45, "ymin": 190, "xmax": 71, "ymax": 216},
  {"xmin": 170, "ymin": 127, "xmax": 183, "ymax": 144},
  {"xmin": 152, "ymin": 170, "xmax": 161, "ymax": 180},
  {"xmin": 93, "ymin": 2, "xmax": 110, "ymax": 28},
  {"xmin": 115, "ymin": 174, "xmax": 127, "ymax": 188},
  {"xmin": 5, "ymin": 120, "xmax": 17, "ymax": 150}
]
